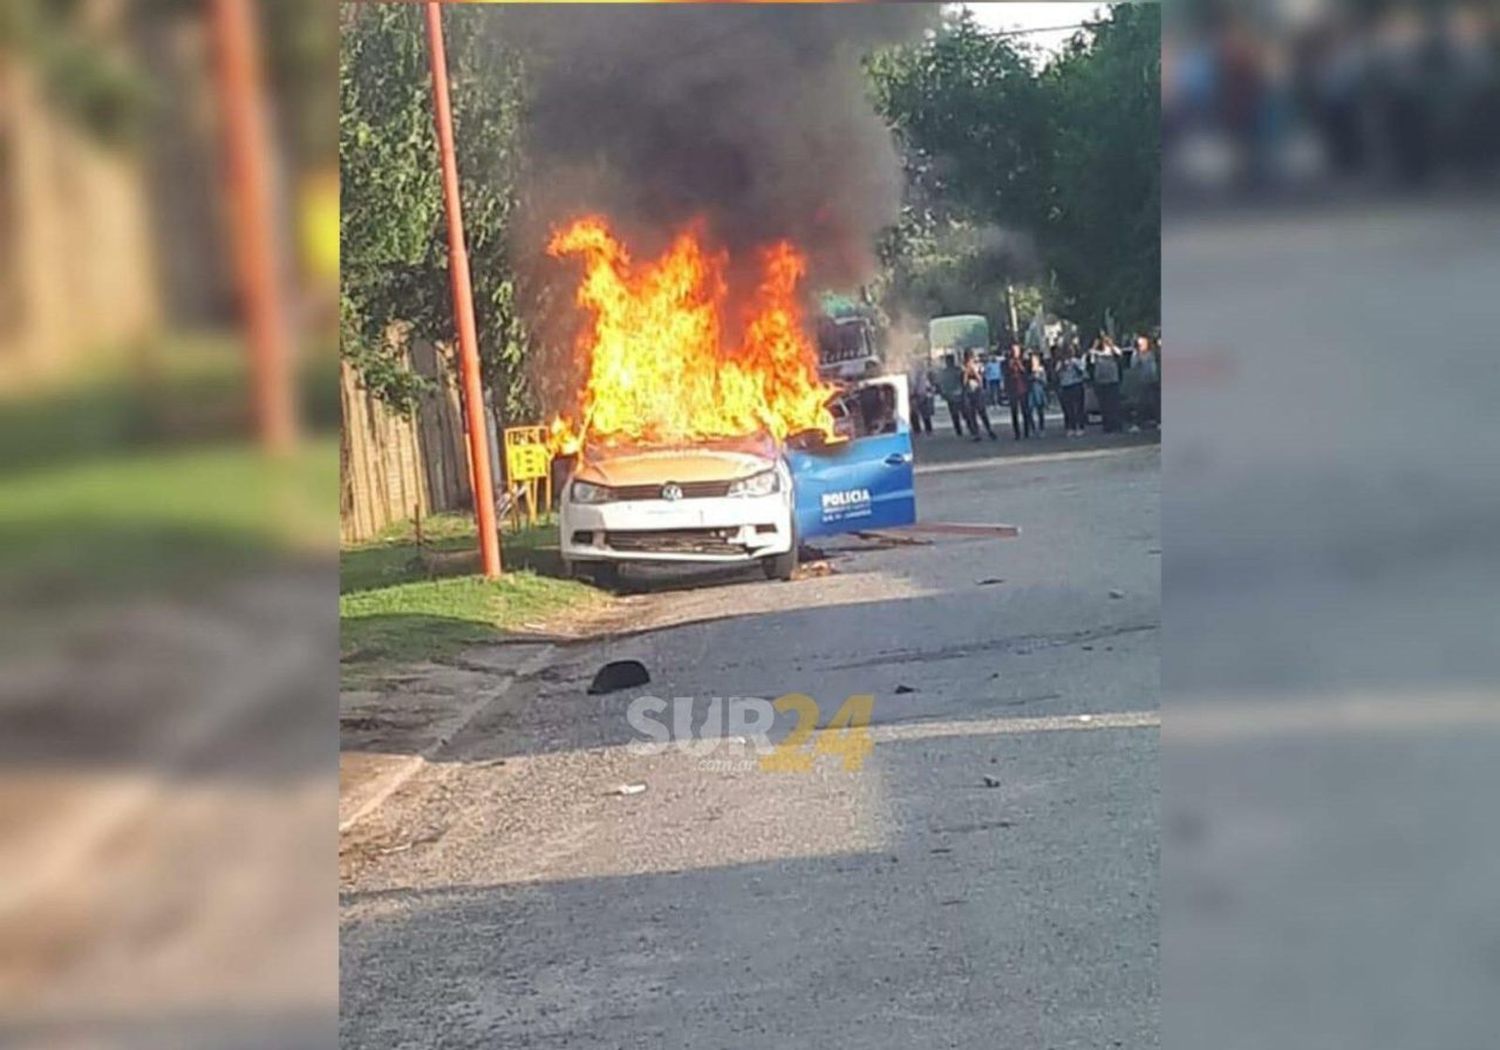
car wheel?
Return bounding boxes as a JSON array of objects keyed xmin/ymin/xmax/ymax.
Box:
[{"xmin": 764, "ymin": 539, "xmax": 798, "ymax": 582}]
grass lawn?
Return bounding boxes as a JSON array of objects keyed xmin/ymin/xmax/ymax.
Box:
[
  {"xmin": 0, "ymin": 439, "xmax": 336, "ymax": 600},
  {"xmin": 340, "ymin": 513, "xmax": 602, "ymax": 671}
]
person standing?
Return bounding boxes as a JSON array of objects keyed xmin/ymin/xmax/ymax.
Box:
[
  {"xmin": 984, "ymin": 352, "xmax": 1003, "ymax": 406},
  {"xmin": 1003, "ymin": 342, "xmax": 1033, "ymax": 440},
  {"xmin": 1091, "ymin": 334, "xmax": 1124, "ymax": 433},
  {"xmin": 1027, "ymin": 350, "xmax": 1050, "ymax": 435},
  {"xmin": 962, "ymin": 350, "xmax": 998, "ymax": 441},
  {"xmin": 909, "ymin": 364, "xmax": 935, "ymax": 436},
  {"xmin": 1134, "ymin": 334, "xmax": 1160, "ymax": 429},
  {"xmin": 937, "ymin": 354, "xmax": 967, "ymax": 437},
  {"xmin": 1056, "ymin": 345, "xmax": 1088, "ymax": 436}
]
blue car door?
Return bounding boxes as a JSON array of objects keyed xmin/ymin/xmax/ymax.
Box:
[{"xmin": 787, "ymin": 375, "xmax": 917, "ymax": 540}]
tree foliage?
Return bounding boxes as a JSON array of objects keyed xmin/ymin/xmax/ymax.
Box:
[
  {"xmin": 1041, "ymin": 3, "xmax": 1161, "ymax": 336},
  {"xmin": 338, "ymin": 4, "xmax": 535, "ymax": 419},
  {"xmin": 868, "ymin": 3, "xmax": 1160, "ymax": 336}
]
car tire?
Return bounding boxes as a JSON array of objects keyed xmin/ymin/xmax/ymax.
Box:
[{"xmin": 765, "ymin": 537, "xmax": 798, "ymax": 582}]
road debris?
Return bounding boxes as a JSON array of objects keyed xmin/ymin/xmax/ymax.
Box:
[
  {"xmin": 852, "ymin": 530, "xmax": 932, "ymax": 548},
  {"xmin": 894, "ymin": 684, "xmax": 917, "ymax": 695},
  {"xmin": 588, "ymin": 659, "xmax": 650, "ymax": 694},
  {"xmin": 982, "ymin": 775, "xmax": 1002, "ymax": 788},
  {"xmin": 611, "ymin": 783, "xmax": 648, "ymax": 797},
  {"xmin": 791, "ymin": 560, "xmax": 835, "ymax": 581},
  {"xmin": 1109, "ymin": 589, "xmax": 1125, "ymax": 599},
  {"xmin": 976, "ymin": 577, "xmax": 1005, "ymax": 586}
]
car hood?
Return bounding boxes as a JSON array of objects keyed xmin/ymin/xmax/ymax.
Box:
[{"xmin": 574, "ymin": 448, "xmax": 776, "ymax": 487}]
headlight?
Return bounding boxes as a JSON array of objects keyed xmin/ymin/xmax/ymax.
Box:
[
  {"xmin": 726, "ymin": 468, "xmax": 780, "ymax": 498},
  {"xmin": 570, "ymin": 479, "xmax": 613, "ymax": 504}
]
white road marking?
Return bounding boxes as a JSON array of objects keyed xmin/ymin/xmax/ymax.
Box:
[
  {"xmin": 915, "ymin": 444, "xmax": 1156, "ymax": 477},
  {"xmin": 870, "ymin": 709, "xmax": 1159, "ymax": 744},
  {"xmin": 1167, "ymin": 692, "xmax": 1500, "ymax": 743}
]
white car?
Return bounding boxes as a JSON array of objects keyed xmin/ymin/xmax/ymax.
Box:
[
  {"xmin": 559, "ymin": 375, "xmax": 920, "ymax": 588},
  {"xmin": 560, "ymin": 434, "xmax": 799, "ymax": 585}
]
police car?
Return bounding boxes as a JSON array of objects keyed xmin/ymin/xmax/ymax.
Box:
[{"xmin": 560, "ymin": 375, "xmax": 917, "ymax": 586}]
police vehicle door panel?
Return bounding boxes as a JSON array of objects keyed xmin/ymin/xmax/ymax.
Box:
[{"xmin": 787, "ymin": 375, "xmax": 917, "ymax": 540}]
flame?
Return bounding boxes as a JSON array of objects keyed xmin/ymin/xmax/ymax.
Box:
[{"xmin": 546, "ymin": 216, "xmax": 836, "ymax": 453}]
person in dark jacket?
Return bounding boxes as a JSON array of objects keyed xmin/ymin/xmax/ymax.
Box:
[
  {"xmin": 937, "ymin": 354, "xmax": 969, "ymax": 437},
  {"xmin": 1003, "ymin": 343, "xmax": 1033, "ymax": 440}
]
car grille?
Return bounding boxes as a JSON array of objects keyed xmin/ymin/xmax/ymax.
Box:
[
  {"xmin": 609, "ymin": 479, "xmax": 734, "ymax": 501},
  {"xmin": 605, "ymin": 528, "xmax": 744, "ymax": 555}
]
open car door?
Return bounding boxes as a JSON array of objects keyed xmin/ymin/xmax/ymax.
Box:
[{"xmin": 786, "ymin": 374, "xmax": 917, "ymax": 541}]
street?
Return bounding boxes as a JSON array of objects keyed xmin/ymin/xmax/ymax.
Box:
[{"xmin": 340, "ymin": 438, "xmax": 1160, "ymax": 1048}]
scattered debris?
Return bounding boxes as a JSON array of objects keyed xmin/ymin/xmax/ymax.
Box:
[
  {"xmin": 588, "ymin": 659, "xmax": 650, "ymax": 694},
  {"xmin": 1081, "ymin": 645, "xmax": 1094, "ymax": 651},
  {"xmin": 852, "ymin": 530, "xmax": 931, "ymax": 548},
  {"xmin": 939, "ymin": 898, "xmax": 967, "ymax": 906},
  {"xmin": 376, "ymin": 830, "xmax": 443, "ymax": 856},
  {"xmin": 976, "ymin": 577, "xmax": 1005, "ymax": 586},
  {"xmin": 930, "ymin": 846, "xmax": 954, "ymax": 855},
  {"xmin": 894, "ymin": 684, "xmax": 917, "ymax": 695},
  {"xmin": 611, "ymin": 783, "xmax": 648, "ymax": 797},
  {"xmin": 791, "ymin": 560, "xmax": 835, "ymax": 581},
  {"xmin": 982, "ymin": 775, "xmax": 1002, "ymax": 788},
  {"xmin": 1108, "ymin": 589, "xmax": 1125, "ymax": 599},
  {"xmin": 1078, "ymin": 714, "xmax": 1094, "ymax": 724}
]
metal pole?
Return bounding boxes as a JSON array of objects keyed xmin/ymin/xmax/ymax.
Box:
[
  {"xmin": 210, "ymin": 0, "xmax": 296, "ymax": 454},
  {"xmin": 424, "ymin": 1, "xmax": 501, "ymax": 578}
]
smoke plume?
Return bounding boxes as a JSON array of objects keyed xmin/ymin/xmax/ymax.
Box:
[{"xmin": 498, "ymin": 4, "xmax": 933, "ymax": 290}]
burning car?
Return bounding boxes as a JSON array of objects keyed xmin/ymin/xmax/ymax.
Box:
[
  {"xmin": 560, "ymin": 376, "xmax": 916, "ymax": 586},
  {"xmin": 560, "ymin": 434, "xmax": 797, "ymax": 584},
  {"xmin": 548, "ymin": 217, "xmax": 916, "ymax": 586}
]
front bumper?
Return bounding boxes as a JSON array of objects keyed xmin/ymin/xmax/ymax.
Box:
[{"xmin": 561, "ymin": 493, "xmax": 793, "ymax": 564}]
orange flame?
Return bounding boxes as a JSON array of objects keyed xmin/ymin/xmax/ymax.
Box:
[{"xmin": 546, "ymin": 216, "xmax": 835, "ymax": 453}]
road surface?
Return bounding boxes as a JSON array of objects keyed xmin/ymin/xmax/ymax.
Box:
[{"xmin": 341, "ymin": 439, "xmax": 1160, "ymax": 1049}]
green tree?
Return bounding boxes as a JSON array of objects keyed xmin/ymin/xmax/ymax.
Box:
[
  {"xmin": 867, "ymin": 9, "xmax": 1047, "ymax": 324},
  {"xmin": 868, "ymin": 4, "xmax": 1160, "ymax": 337},
  {"xmin": 1041, "ymin": 3, "xmax": 1161, "ymax": 335},
  {"xmin": 338, "ymin": 4, "xmax": 536, "ymax": 420}
]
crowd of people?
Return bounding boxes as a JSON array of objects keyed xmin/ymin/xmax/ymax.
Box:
[
  {"xmin": 1165, "ymin": 3, "xmax": 1500, "ymax": 193},
  {"xmin": 909, "ymin": 334, "xmax": 1161, "ymax": 443}
]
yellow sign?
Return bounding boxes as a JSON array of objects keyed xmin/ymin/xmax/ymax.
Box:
[{"xmin": 503, "ymin": 426, "xmax": 553, "ymax": 528}]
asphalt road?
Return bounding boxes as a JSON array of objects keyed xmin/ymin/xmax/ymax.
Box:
[{"xmin": 341, "ymin": 440, "xmax": 1161, "ymax": 1049}]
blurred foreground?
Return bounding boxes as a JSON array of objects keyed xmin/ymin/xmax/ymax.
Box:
[
  {"xmin": 1, "ymin": 1, "xmax": 337, "ymax": 1045},
  {"xmin": 1164, "ymin": 4, "xmax": 1500, "ymax": 1045}
]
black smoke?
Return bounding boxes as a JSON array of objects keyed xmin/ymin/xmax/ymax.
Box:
[{"xmin": 497, "ymin": 4, "xmax": 934, "ymax": 290}]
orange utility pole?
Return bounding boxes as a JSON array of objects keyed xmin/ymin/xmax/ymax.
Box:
[
  {"xmin": 210, "ymin": 0, "xmax": 296, "ymax": 455},
  {"xmin": 424, "ymin": 1, "xmax": 502, "ymax": 577}
]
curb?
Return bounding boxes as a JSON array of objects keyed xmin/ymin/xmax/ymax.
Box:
[{"xmin": 338, "ymin": 644, "xmax": 555, "ymax": 834}]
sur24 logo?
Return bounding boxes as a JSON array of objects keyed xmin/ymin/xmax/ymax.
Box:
[{"xmin": 626, "ymin": 693, "xmax": 875, "ymax": 772}]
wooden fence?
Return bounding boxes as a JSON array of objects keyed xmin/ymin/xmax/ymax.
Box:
[{"xmin": 339, "ymin": 340, "xmax": 493, "ymax": 544}]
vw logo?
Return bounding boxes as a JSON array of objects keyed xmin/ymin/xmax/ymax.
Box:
[{"xmin": 661, "ymin": 483, "xmax": 683, "ymax": 502}]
